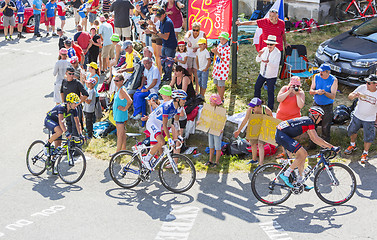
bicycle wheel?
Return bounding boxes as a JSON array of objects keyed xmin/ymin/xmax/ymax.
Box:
[
  {"xmin": 314, "ymin": 162, "xmax": 356, "ymax": 205},
  {"xmin": 335, "ymin": 2, "xmax": 358, "ymax": 21},
  {"xmin": 251, "ymin": 163, "xmax": 292, "ymax": 206},
  {"xmin": 109, "ymin": 150, "xmax": 141, "ymax": 188},
  {"xmin": 26, "ymin": 140, "xmax": 47, "ymax": 176},
  {"xmin": 159, "ymin": 154, "xmax": 196, "ymax": 193},
  {"xmin": 57, "ymin": 147, "xmax": 86, "ymax": 184}
]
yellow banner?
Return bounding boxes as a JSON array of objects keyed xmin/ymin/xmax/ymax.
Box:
[
  {"xmin": 246, "ymin": 114, "xmax": 281, "ymax": 146},
  {"xmin": 196, "ymin": 103, "xmax": 227, "ymax": 136}
]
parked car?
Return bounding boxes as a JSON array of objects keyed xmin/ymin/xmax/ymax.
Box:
[
  {"xmin": 0, "ymin": 0, "xmax": 45, "ymax": 31},
  {"xmin": 315, "ymin": 17, "xmax": 377, "ymax": 87}
]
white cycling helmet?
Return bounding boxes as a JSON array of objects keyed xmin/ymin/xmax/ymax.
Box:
[{"xmin": 171, "ymin": 89, "xmax": 187, "ymax": 100}]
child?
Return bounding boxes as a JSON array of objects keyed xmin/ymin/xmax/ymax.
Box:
[
  {"xmin": 211, "ymin": 32, "xmax": 231, "ymax": 102},
  {"xmin": 204, "ymin": 94, "xmax": 223, "ymax": 168},
  {"xmin": 174, "ymin": 41, "xmax": 188, "ymax": 70},
  {"xmin": 45, "ymin": 0, "xmax": 58, "ymax": 37},
  {"xmin": 145, "ymin": 92, "xmax": 160, "ymax": 113},
  {"xmin": 233, "ymin": 97, "xmax": 273, "ymax": 167},
  {"xmin": 56, "ymin": 0, "xmax": 67, "ymax": 31},
  {"xmin": 15, "ymin": 0, "xmax": 27, "ymax": 38},
  {"xmin": 83, "ymin": 78, "xmax": 97, "ymax": 138},
  {"xmin": 196, "ymin": 37, "xmax": 211, "ymax": 96}
]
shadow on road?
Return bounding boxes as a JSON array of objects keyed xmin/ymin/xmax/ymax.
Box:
[
  {"xmin": 349, "ymin": 161, "xmax": 377, "ymax": 200},
  {"xmin": 44, "ymin": 91, "xmax": 54, "ymax": 98},
  {"xmin": 23, "ymin": 174, "xmax": 83, "ymax": 200}
]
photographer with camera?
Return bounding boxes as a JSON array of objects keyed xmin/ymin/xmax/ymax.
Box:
[{"xmin": 276, "ymin": 76, "xmax": 305, "ymax": 121}]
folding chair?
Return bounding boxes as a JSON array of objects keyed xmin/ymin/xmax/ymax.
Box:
[{"xmin": 280, "ymin": 45, "xmax": 315, "ymax": 79}]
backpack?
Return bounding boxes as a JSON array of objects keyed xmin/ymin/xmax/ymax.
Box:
[
  {"xmin": 250, "ymin": 10, "xmax": 263, "ymax": 20},
  {"xmin": 224, "ymin": 139, "xmax": 251, "ymax": 158},
  {"xmin": 124, "ymin": 56, "xmax": 144, "ymax": 91}
]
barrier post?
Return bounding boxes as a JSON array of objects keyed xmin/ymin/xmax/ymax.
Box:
[{"xmin": 231, "ymin": 0, "xmax": 238, "ymax": 84}]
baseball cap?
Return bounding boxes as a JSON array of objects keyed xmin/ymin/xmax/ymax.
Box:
[
  {"xmin": 248, "ymin": 97, "xmax": 262, "ymax": 108},
  {"xmin": 197, "ymin": 38, "xmax": 206, "ymax": 45},
  {"xmin": 64, "ymin": 39, "xmax": 72, "ymax": 45},
  {"xmin": 156, "ymin": 8, "xmax": 165, "ymax": 17},
  {"xmin": 87, "ymin": 62, "xmax": 98, "ymax": 70},
  {"xmin": 365, "ymin": 74, "xmax": 377, "ymax": 82},
  {"xmin": 70, "ymin": 56, "xmax": 79, "ymax": 64},
  {"xmin": 99, "ymin": 16, "xmax": 106, "ymax": 22},
  {"xmin": 318, "ymin": 63, "xmax": 331, "ymax": 72},
  {"xmin": 290, "ymin": 76, "xmax": 301, "ymax": 86},
  {"xmin": 59, "ymin": 48, "xmax": 68, "ymax": 55},
  {"xmin": 145, "ymin": 92, "xmax": 159, "ymax": 100},
  {"xmin": 269, "ymin": 8, "xmax": 278, "ymax": 13},
  {"xmin": 218, "ymin": 32, "xmax": 229, "ymax": 41},
  {"xmin": 85, "ymin": 78, "xmax": 97, "ymax": 84},
  {"xmin": 122, "ymin": 40, "xmax": 133, "ymax": 50},
  {"xmin": 145, "ymin": 46, "xmax": 154, "ymax": 54}
]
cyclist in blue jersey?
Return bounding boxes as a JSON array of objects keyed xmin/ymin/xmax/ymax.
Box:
[
  {"xmin": 142, "ymin": 89, "xmax": 187, "ymax": 170},
  {"xmin": 44, "ymin": 93, "xmax": 82, "ymax": 156},
  {"xmin": 275, "ymin": 106, "xmax": 340, "ymax": 189}
]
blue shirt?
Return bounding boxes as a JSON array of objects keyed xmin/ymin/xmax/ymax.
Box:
[
  {"xmin": 45, "ymin": 1, "xmax": 57, "ymax": 18},
  {"xmin": 99, "ymin": 22, "xmax": 114, "ymax": 46},
  {"xmin": 137, "ymin": 0, "xmax": 148, "ymax": 19},
  {"xmin": 160, "ymin": 16, "xmax": 177, "ymax": 49},
  {"xmin": 313, "ymin": 73, "xmax": 336, "ymax": 105},
  {"xmin": 16, "ymin": 0, "xmax": 25, "ymax": 14},
  {"xmin": 33, "ymin": 0, "xmax": 42, "ymax": 14},
  {"xmin": 149, "ymin": 100, "xmax": 179, "ymax": 123},
  {"xmin": 67, "ymin": 47, "xmax": 76, "ymax": 58},
  {"xmin": 113, "ymin": 86, "xmax": 128, "ymax": 122}
]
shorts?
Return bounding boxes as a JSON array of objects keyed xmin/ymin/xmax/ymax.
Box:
[
  {"xmin": 213, "ymin": 78, "xmax": 225, "ymax": 87},
  {"xmin": 88, "ymin": 12, "xmax": 97, "ymax": 23},
  {"xmin": 59, "ymin": 15, "xmax": 66, "ymax": 20},
  {"xmin": 186, "ymin": 57, "xmax": 197, "ymax": 69},
  {"xmin": 44, "ymin": 118, "xmax": 63, "ymax": 140},
  {"xmin": 46, "ymin": 16, "xmax": 56, "ymax": 26},
  {"xmin": 174, "ymin": 27, "xmax": 182, "ymax": 33},
  {"xmin": 146, "ymin": 120, "xmax": 163, "ymax": 144},
  {"xmin": 208, "ymin": 133, "xmax": 222, "ymax": 151},
  {"xmin": 151, "ymin": 36, "xmax": 163, "ymax": 45},
  {"xmin": 17, "ymin": 14, "xmax": 24, "ymax": 24},
  {"xmin": 102, "ymin": 44, "xmax": 115, "ymax": 58},
  {"xmin": 115, "ymin": 26, "xmax": 131, "ymax": 38},
  {"xmin": 347, "ymin": 115, "xmax": 376, "ymax": 143},
  {"xmin": 275, "ymin": 129, "xmax": 302, "ymax": 153},
  {"xmin": 79, "ymin": 11, "xmax": 86, "ymax": 19},
  {"xmin": 179, "ymin": 118, "xmax": 187, "ymax": 129},
  {"xmin": 3, "ymin": 15, "xmax": 15, "ymax": 27},
  {"xmin": 197, "ymin": 69, "xmax": 209, "ymax": 89},
  {"xmin": 73, "ymin": 7, "xmax": 80, "ymax": 23}
]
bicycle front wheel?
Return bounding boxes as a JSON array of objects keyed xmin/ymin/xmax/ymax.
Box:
[
  {"xmin": 159, "ymin": 154, "xmax": 196, "ymax": 193},
  {"xmin": 109, "ymin": 150, "xmax": 141, "ymax": 188},
  {"xmin": 335, "ymin": 2, "xmax": 358, "ymax": 21},
  {"xmin": 26, "ymin": 140, "xmax": 47, "ymax": 176},
  {"xmin": 314, "ymin": 162, "xmax": 356, "ymax": 205},
  {"xmin": 251, "ymin": 163, "xmax": 292, "ymax": 205},
  {"xmin": 57, "ymin": 147, "xmax": 86, "ymax": 184}
]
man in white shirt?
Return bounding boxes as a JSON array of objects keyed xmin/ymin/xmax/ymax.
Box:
[
  {"xmin": 254, "ymin": 35, "xmax": 281, "ymax": 110},
  {"xmin": 344, "ymin": 74, "xmax": 377, "ymax": 163}
]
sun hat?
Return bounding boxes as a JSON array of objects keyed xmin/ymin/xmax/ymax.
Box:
[
  {"xmin": 122, "ymin": 40, "xmax": 133, "ymax": 50},
  {"xmin": 152, "ymin": 3, "xmax": 160, "ymax": 9},
  {"xmin": 159, "ymin": 85, "xmax": 172, "ymax": 96},
  {"xmin": 99, "ymin": 16, "xmax": 106, "ymax": 22},
  {"xmin": 59, "ymin": 48, "xmax": 68, "ymax": 55},
  {"xmin": 264, "ymin": 35, "xmax": 278, "ymax": 45},
  {"xmin": 110, "ymin": 34, "xmax": 120, "ymax": 42},
  {"xmin": 209, "ymin": 94, "xmax": 222, "ymax": 105},
  {"xmin": 87, "ymin": 62, "xmax": 98, "ymax": 70},
  {"xmin": 318, "ymin": 63, "xmax": 331, "ymax": 72},
  {"xmin": 145, "ymin": 92, "xmax": 159, "ymax": 100},
  {"xmin": 85, "ymin": 78, "xmax": 97, "ymax": 84},
  {"xmin": 218, "ymin": 32, "xmax": 229, "ymax": 41},
  {"xmin": 197, "ymin": 38, "xmax": 207, "ymax": 45},
  {"xmin": 69, "ymin": 56, "xmax": 79, "ymax": 64},
  {"xmin": 289, "ymin": 76, "xmax": 301, "ymax": 86},
  {"xmin": 145, "ymin": 46, "xmax": 154, "ymax": 54},
  {"xmin": 248, "ymin": 97, "xmax": 262, "ymax": 108}
]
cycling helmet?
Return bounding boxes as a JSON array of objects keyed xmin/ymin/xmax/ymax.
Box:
[
  {"xmin": 172, "ymin": 89, "xmax": 187, "ymax": 100},
  {"xmin": 309, "ymin": 106, "xmax": 325, "ymax": 116},
  {"xmin": 159, "ymin": 85, "xmax": 172, "ymax": 96},
  {"xmin": 66, "ymin": 93, "xmax": 80, "ymax": 104}
]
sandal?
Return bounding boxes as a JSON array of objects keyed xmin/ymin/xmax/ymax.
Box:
[
  {"xmin": 211, "ymin": 163, "xmax": 218, "ymax": 168},
  {"xmin": 204, "ymin": 161, "xmax": 213, "ymax": 166}
]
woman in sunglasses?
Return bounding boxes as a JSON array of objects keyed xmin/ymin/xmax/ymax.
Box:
[{"xmin": 53, "ymin": 48, "xmax": 70, "ymax": 104}]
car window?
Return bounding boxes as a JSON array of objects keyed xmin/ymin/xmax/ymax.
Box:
[
  {"xmin": 353, "ymin": 17, "xmax": 377, "ymax": 36},
  {"xmin": 23, "ymin": 0, "xmax": 31, "ymax": 7}
]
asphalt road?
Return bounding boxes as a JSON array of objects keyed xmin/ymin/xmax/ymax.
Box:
[{"xmin": 1, "ymin": 19, "xmax": 377, "ymax": 240}]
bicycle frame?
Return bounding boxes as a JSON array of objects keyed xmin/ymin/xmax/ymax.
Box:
[{"xmin": 345, "ymin": 0, "xmax": 377, "ymax": 17}]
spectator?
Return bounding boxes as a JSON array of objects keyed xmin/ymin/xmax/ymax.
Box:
[
  {"xmin": 78, "ymin": 2, "xmax": 88, "ymax": 31},
  {"xmin": 170, "ymin": 65, "xmax": 196, "ymax": 103},
  {"xmin": 87, "ymin": 26, "xmax": 101, "ymax": 64},
  {"xmin": 109, "ymin": 34, "xmax": 122, "ymax": 77},
  {"xmin": 236, "ymin": 8, "xmax": 288, "ymax": 52},
  {"xmin": 148, "ymin": 8, "xmax": 177, "ymax": 82},
  {"xmin": 163, "ymin": 0, "xmax": 184, "ymax": 39},
  {"xmin": 56, "ymin": 0, "xmax": 67, "ymax": 30},
  {"xmin": 85, "ymin": 62, "xmax": 100, "ymax": 94},
  {"xmin": 143, "ymin": 46, "xmax": 154, "ymax": 60},
  {"xmin": 344, "ymin": 74, "xmax": 377, "ymax": 163},
  {"xmin": 44, "ymin": 0, "xmax": 58, "ymax": 37},
  {"xmin": 102, "ymin": 0, "xmax": 111, "ymax": 13},
  {"xmin": 174, "ymin": 41, "xmax": 188, "ymax": 70},
  {"xmin": 104, "ymin": 12, "xmax": 114, "ymax": 31},
  {"xmin": 83, "ymin": 78, "xmax": 97, "ymax": 138},
  {"xmin": 57, "ymin": 28, "xmax": 68, "ymax": 49},
  {"xmin": 211, "ymin": 32, "xmax": 230, "ymax": 102},
  {"xmin": 88, "ymin": 0, "xmax": 100, "ymax": 26},
  {"xmin": 195, "ymin": 38, "xmax": 210, "ymax": 96},
  {"xmin": 64, "ymin": 39, "xmax": 76, "ymax": 58},
  {"xmin": 234, "ymin": 97, "xmax": 273, "ymax": 166},
  {"xmin": 309, "ymin": 63, "xmax": 338, "ymax": 143},
  {"xmin": 15, "ymin": 0, "xmax": 27, "ymax": 38},
  {"xmin": 53, "ymin": 48, "xmax": 70, "ymax": 104},
  {"xmin": 74, "ymin": 24, "xmax": 92, "ymax": 66},
  {"xmin": 134, "ymin": 0, "xmax": 149, "ymax": 20},
  {"xmin": 1, "ymin": 0, "xmax": 17, "ymax": 41},
  {"xmin": 132, "ymin": 57, "xmax": 161, "ymax": 120},
  {"xmin": 184, "ymin": 22, "xmax": 206, "ymax": 92},
  {"xmin": 110, "ymin": 0, "xmax": 134, "ymax": 41},
  {"xmin": 33, "ymin": 0, "xmax": 43, "ymax": 37},
  {"xmin": 99, "ymin": 15, "xmax": 114, "ymax": 73},
  {"xmin": 72, "ymin": 41, "xmax": 85, "ymax": 65},
  {"xmin": 71, "ymin": 0, "xmax": 83, "ymax": 26},
  {"xmin": 149, "ymin": 4, "xmax": 163, "ymax": 74},
  {"xmin": 60, "ymin": 67, "xmax": 89, "ymax": 136},
  {"xmin": 69, "ymin": 56, "xmax": 82, "ymax": 81},
  {"xmin": 254, "ymin": 35, "xmax": 281, "ymax": 110},
  {"xmin": 112, "ymin": 74, "xmax": 133, "ymax": 153}
]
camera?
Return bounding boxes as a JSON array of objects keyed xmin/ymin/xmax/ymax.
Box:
[{"xmin": 294, "ymin": 86, "xmax": 299, "ymax": 92}]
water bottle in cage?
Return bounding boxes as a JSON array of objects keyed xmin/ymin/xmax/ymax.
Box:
[{"xmin": 304, "ymin": 165, "xmax": 312, "ymax": 177}]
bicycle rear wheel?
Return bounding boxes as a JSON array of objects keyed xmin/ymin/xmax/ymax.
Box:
[
  {"xmin": 159, "ymin": 154, "xmax": 196, "ymax": 193},
  {"xmin": 57, "ymin": 147, "xmax": 86, "ymax": 184},
  {"xmin": 251, "ymin": 163, "xmax": 292, "ymax": 205},
  {"xmin": 335, "ymin": 2, "xmax": 358, "ymax": 21},
  {"xmin": 314, "ymin": 162, "xmax": 356, "ymax": 205},
  {"xmin": 26, "ymin": 140, "xmax": 47, "ymax": 176},
  {"xmin": 109, "ymin": 150, "xmax": 141, "ymax": 188}
]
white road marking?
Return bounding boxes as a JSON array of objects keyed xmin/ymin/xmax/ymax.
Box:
[
  {"xmin": 0, "ymin": 48, "xmax": 52, "ymax": 56},
  {"xmin": 259, "ymin": 221, "xmax": 292, "ymax": 240}
]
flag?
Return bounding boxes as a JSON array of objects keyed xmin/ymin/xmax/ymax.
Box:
[{"xmin": 253, "ymin": 0, "xmax": 284, "ymax": 47}]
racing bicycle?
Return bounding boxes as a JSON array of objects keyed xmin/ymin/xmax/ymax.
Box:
[
  {"xmin": 335, "ymin": 0, "xmax": 377, "ymax": 21},
  {"xmin": 251, "ymin": 148, "xmax": 356, "ymax": 206},
  {"xmin": 109, "ymin": 133, "xmax": 196, "ymax": 193},
  {"xmin": 26, "ymin": 128, "xmax": 87, "ymax": 184}
]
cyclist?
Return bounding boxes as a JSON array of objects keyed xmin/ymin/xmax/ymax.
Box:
[
  {"xmin": 142, "ymin": 89, "xmax": 187, "ymax": 170},
  {"xmin": 275, "ymin": 106, "xmax": 339, "ymax": 190},
  {"xmin": 44, "ymin": 93, "xmax": 83, "ymax": 157}
]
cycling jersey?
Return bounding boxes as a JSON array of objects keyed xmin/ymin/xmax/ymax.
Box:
[
  {"xmin": 46, "ymin": 103, "xmax": 78, "ymax": 123},
  {"xmin": 276, "ymin": 116, "xmax": 315, "ymax": 138}
]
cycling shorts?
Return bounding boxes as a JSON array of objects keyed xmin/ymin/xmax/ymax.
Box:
[
  {"xmin": 146, "ymin": 120, "xmax": 163, "ymax": 144},
  {"xmin": 275, "ymin": 129, "xmax": 302, "ymax": 153},
  {"xmin": 44, "ymin": 118, "xmax": 63, "ymax": 140}
]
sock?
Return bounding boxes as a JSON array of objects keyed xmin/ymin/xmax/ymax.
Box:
[
  {"xmin": 350, "ymin": 142, "xmax": 356, "ymax": 147},
  {"xmin": 297, "ymin": 174, "xmax": 304, "ymax": 183},
  {"xmin": 284, "ymin": 167, "xmax": 293, "ymax": 177},
  {"xmin": 45, "ymin": 142, "xmax": 51, "ymax": 148},
  {"xmin": 363, "ymin": 150, "xmax": 368, "ymax": 155}
]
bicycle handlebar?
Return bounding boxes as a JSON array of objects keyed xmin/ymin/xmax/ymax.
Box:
[{"xmin": 320, "ymin": 148, "xmax": 339, "ymax": 160}]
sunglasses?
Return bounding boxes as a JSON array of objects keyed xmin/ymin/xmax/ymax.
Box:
[
  {"xmin": 114, "ymin": 79, "xmax": 122, "ymax": 82},
  {"xmin": 367, "ymin": 82, "xmax": 376, "ymax": 85},
  {"xmin": 267, "ymin": 43, "xmax": 275, "ymax": 46},
  {"xmin": 67, "ymin": 72, "xmax": 75, "ymax": 75},
  {"xmin": 193, "ymin": 29, "xmax": 199, "ymax": 32}
]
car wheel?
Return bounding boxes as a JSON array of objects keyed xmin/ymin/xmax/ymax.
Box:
[{"xmin": 27, "ymin": 16, "xmax": 35, "ymax": 26}]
